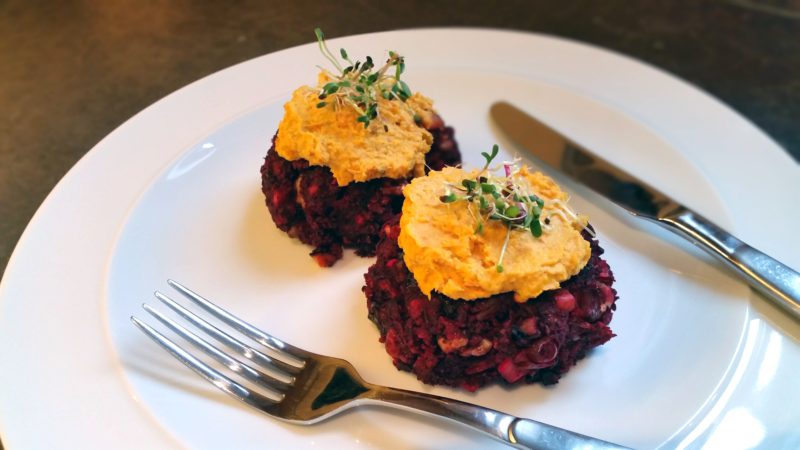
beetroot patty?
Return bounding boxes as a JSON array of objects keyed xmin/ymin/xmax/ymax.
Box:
[
  {"xmin": 363, "ymin": 217, "xmax": 617, "ymax": 392},
  {"xmin": 260, "ymin": 115, "xmax": 460, "ymax": 267}
]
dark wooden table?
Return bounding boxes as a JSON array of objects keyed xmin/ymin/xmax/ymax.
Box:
[{"xmin": 1, "ymin": 1, "xmax": 799, "ymax": 447}]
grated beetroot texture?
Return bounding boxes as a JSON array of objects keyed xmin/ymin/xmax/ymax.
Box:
[
  {"xmin": 260, "ymin": 115, "xmax": 460, "ymax": 267},
  {"xmin": 364, "ymin": 217, "xmax": 617, "ymax": 392}
]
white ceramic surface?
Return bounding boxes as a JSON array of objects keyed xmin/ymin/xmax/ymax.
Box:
[{"xmin": 1, "ymin": 29, "xmax": 799, "ymax": 450}]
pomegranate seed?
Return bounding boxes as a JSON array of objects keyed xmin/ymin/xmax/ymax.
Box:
[
  {"xmin": 518, "ymin": 317, "xmax": 538, "ymax": 335},
  {"xmin": 554, "ymin": 289, "xmax": 576, "ymax": 312},
  {"xmin": 598, "ymin": 283, "xmax": 614, "ymax": 303},
  {"xmin": 598, "ymin": 264, "xmax": 611, "ymax": 281},
  {"xmin": 498, "ymin": 358, "xmax": 526, "ymax": 383},
  {"xmin": 311, "ymin": 253, "xmax": 336, "ymax": 267},
  {"xmin": 385, "ymin": 329, "xmax": 407, "ymax": 362},
  {"xmin": 460, "ymin": 381, "xmax": 480, "ymax": 392},
  {"xmin": 408, "ymin": 298, "xmax": 424, "ymax": 319},
  {"xmin": 271, "ymin": 191, "xmax": 283, "ymax": 205},
  {"xmin": 377, "ymin": 279, "xmax": 398, "ymax": 297}
]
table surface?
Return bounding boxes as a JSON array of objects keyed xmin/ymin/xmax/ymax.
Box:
[
  {"xmin": 1, "ymin": 1, "xmax": 799, "ymax": 278},
  {"xmin": 1, "ymin": 2, "xmax": 799, "ymax": 448}
]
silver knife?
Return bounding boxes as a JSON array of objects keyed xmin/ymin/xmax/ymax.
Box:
[{"xmin": 490, "ymin": 101, "xmax": 800, "ymax": 321}]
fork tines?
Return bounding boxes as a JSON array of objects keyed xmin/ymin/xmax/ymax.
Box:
[{"xmin": 131, "ymin": 279, "xmax": 305, "ymax": 406}]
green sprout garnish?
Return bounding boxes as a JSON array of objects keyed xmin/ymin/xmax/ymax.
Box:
[
  {"xmin": 440, "ymin": 144, "xmax": 549, "ymax": 272},
  {"xmin": 313, "ymin": 28, "xmax": 413, "ymax": 129}
]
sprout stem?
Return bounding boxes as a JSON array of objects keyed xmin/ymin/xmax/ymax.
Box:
[
  {"xmin": 439, "ymin": 146, "xmax": 582, "ymax": 272},
  {"xmin": 313, "ymin": 28, "xmax": 413, "ymax": 129},
  {"xmin": 497, "ymin": 224, "xmax": 512, "ymax": 272}
]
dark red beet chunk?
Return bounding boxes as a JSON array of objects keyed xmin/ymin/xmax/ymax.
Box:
[
  {"xmin": 363, "ymin": 218, "xmax": 618, "ymax": 391},
  {"xmin": 260, "ymin": 115, "xmax": 460, "ymax": 266}
]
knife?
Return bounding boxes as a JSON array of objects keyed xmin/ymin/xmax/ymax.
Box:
[{"xmin": 490, "ymin": 101, "xmax": 800, "ymax": 321}]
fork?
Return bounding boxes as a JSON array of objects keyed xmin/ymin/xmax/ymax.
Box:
[{"xmin": 131, "ymin": 280, "xmax": 629, "ymax": 450}]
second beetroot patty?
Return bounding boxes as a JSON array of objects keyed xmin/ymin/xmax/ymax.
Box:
[
  {"xmin": 260, "ymin": 115, "xmax": 460, "ymax": 267},
  {"xmin": 364, "ymin": 217, "xmax": 618, "ymax": 391}
]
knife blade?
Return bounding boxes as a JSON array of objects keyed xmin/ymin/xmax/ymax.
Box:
[{"xmin": 490, "ymin": 100, "xmax": 800, "ymax": 321}]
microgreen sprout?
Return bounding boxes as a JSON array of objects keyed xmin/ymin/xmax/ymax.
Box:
[
  {"xmin": 439, "ymin": 145, "xmax": 585, "ymax": 272},
  {"xmin": 313, "ymin": 28, "xmax": 413, "ymax": 129}
]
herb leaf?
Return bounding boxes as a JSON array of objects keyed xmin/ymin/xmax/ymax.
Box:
[
  {"xmin": 438, "ymin": 146, "xmax": 573, "ymax": 272},
  {"xmin": 314, "ymin": 28, "xmax": 415, "ymax": 129}
]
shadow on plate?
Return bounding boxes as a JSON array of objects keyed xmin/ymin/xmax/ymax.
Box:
[{"xmin": 237, "ymin": 192, "xmax": 320, "ymax": 279}]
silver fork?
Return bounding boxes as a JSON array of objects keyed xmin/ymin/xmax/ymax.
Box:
[{"xmin": 131, "ymin": 280, "xmax": 630, "ymax": 450}]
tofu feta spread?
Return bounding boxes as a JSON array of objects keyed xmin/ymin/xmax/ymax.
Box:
[{"xmin": 399, "ymin": 166, "xmax": 591, "ymax": 301}]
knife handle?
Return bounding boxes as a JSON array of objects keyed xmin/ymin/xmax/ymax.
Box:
[{"xmin": 656, "ymin": 207, "xmax": 800, "ymax": 320}]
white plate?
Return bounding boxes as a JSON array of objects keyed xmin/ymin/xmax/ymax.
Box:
[{"xmin": 1, "ymin": 29, "xmax": 799, "ymax": 450}]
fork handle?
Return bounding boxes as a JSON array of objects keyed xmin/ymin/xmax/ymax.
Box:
[{"xmin": 366, "ymin": 386, "xmax": 629, "ymax": 450}]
